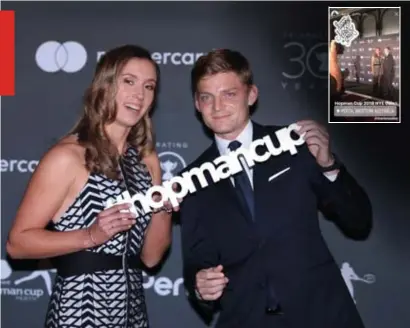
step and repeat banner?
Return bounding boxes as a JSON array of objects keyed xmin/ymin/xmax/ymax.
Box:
[
  {"xmin": 339, "ymin": 34, "xmax": 400, "ymax": 86},
  {"xmin": 1, "ymin": 2, "xmax": 409, "ymax": 328}
]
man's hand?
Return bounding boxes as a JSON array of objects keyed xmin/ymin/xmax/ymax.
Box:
[
  {"xmin": 163, "ymin": 183, "xmax": 183, "ymax": 212},
  {"xmin": 150, "ymin": 182, "xmax": 183, "ymax": 213},
  {"xmin": 195, "ymin": 265, "xmax": 229, "ymax": 301},
  {"xmin": 296, "ymin": 120, "xmax": 335, "ymax": 168}
]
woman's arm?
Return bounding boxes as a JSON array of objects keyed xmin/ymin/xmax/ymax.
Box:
[
  {"xmin": 6, "ymin": 145, "xmax": 95, "ymax": 259},
  {"xmin": 329, "ymin": 40, "xmax": 342, "ymax": 92},
  {"xmin": 140, "ymin": 150, "xmax": 172, "ymax": 268},
  {"xmin": 143, "ymin": 150, "xmax": 162, "ymax": 185}
]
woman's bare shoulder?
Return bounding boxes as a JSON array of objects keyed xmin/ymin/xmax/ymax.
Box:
[{"xmin": 41, "ymin": 135, "xmax": 85, "ymax": 169}]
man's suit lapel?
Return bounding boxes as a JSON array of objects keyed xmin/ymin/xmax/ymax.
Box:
[{"xmin": 207, "ymin": 143, "xmax": 255, "ymax": 225}]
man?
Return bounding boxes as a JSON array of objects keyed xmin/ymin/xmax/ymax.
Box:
[
  {"xmin": 179, "ymin": 49, "xmax": 372, "ymax": 328},
  {"xmin": 381, "ymin": 47, "xmax": 395, "ymax": 100},
  {"xmin": 353, "ymin": 55, "xmax": 361, "ymax": 84}
]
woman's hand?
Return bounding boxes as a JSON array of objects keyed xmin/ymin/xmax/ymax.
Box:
[{"xmin": 88, "ymin": 203, "xmax": 136, "ymax": 246}]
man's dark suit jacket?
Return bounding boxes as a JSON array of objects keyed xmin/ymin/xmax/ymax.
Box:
[{"xmin": 179, "ymin": 122, "xmax": 372, "ymax": 328}]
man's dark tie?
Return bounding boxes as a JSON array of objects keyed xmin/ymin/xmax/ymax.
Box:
[
  {"xmin": 229, "ymin": 140, "xmax": 282, "ymax": 315},
  {"xmin": 228, "ymin": 140, "xmax": 254, "ymax": 220}
]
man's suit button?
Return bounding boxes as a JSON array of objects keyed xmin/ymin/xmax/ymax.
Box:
[{"xmin": 258, "ymin": 282, "xmax": 266, "ymax": 289}]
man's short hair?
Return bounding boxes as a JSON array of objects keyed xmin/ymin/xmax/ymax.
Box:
[{"xmin": 191, "ymin": 49, "xmax": 254, "ymax": 95}]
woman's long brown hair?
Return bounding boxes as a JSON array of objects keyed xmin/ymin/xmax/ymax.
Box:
[{"xmin": 68, "ymin": 45, "xmax": 160, "ymax": 180}]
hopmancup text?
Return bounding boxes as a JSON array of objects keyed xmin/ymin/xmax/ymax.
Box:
[{"xmin": 105, "ymin": 123, "xmax": 306, "ymax": 217}]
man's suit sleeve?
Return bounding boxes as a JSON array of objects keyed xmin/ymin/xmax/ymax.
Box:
[
  {"xmin": 301, "ymin": 145, "xmax": 373, "ymax": 240},
  {"xmin": 180, "ymin": 192, "xmax": 219, "ymax": 312}
]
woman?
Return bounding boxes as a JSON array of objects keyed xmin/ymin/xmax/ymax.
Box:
[
  {"xmin": 371, "ymin": 47, "xmax": 382, "ymax": 96},
  {"xmin": 6, "ymin": 45, "xmax": 173, "ymax": 327}
]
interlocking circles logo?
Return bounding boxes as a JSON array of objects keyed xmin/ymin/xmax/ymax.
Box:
[{"xmin": 35, "ymin": 41, "xmax": 88, "ymax": 73}]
